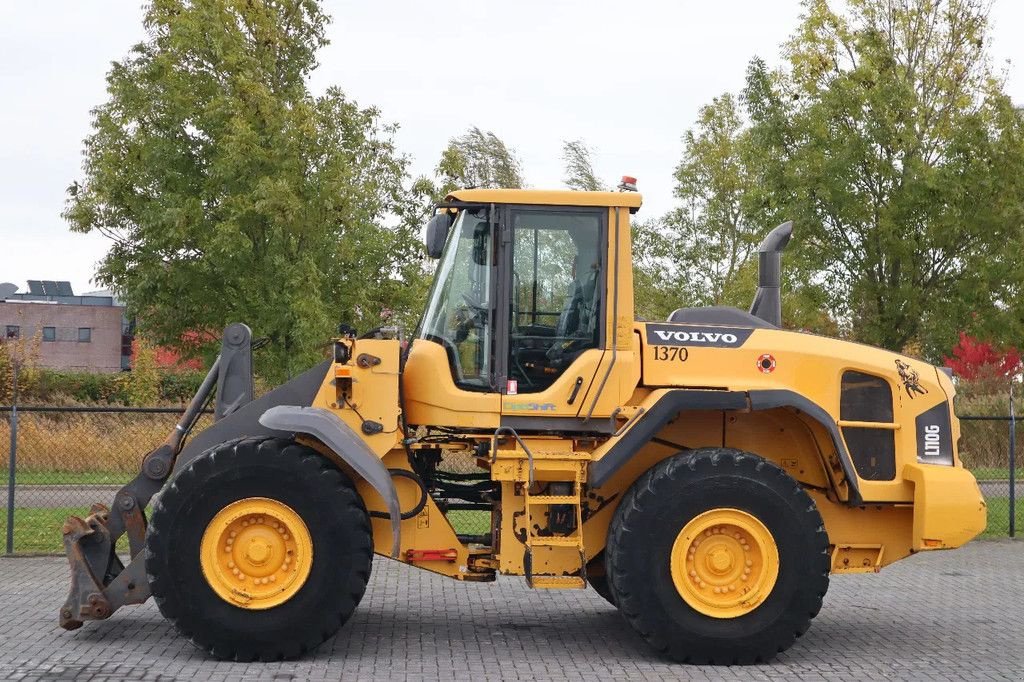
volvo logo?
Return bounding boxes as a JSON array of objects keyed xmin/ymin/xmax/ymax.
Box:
[
  {"xmin": 653, "ymin": 330, "xmax": 739, "ymax": 344},
  {"xmin": 645, "ymin": 324, "xmax": 754, "ymax": 348}
]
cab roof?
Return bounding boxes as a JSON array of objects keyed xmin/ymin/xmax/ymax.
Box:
[{"xmin": 447, "ymin": 188, "xmax": 643, "ymax": 211}]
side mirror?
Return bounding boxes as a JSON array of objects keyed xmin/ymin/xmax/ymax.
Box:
[{"xmin": 424, "ymin": 213, "xmax": 452, "ymax": 259}]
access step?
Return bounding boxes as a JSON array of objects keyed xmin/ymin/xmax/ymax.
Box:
[
  {"xmin": 529, "ymin": 536, "xmax": 582, "ymax": 548},
  {"xmin": 527, "ymin": 495, "xmax": 578, "ymax": 505},
  {"xmin": 529, "ymin": 575, "xmax": 586, "ymax": 589}
]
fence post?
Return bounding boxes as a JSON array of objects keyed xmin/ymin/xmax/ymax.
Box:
[
  {"xmin": 6, "ymin": 362, "xmax": 17, "ymax": 555},
  {"xmin": 1010, "ymin": 381, "xmax": 1016, "ymax": 539}
]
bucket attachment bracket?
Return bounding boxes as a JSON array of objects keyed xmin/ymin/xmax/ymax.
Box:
[{"xmin": 59, "ymin": 324, "xmax": 254, "ymax": 630}]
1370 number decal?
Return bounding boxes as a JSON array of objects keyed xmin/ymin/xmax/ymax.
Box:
[{"xmin": 652, "ymin": 346, "xmax": 689, "ymax": 362}]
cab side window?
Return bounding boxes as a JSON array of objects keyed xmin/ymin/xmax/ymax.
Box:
[{"xmin": 509, "ymin": 210, "xmax": 603, "ymax": 393}]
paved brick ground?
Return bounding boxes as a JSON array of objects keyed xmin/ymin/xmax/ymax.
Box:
[{"xmin": 1, "ymin": 540, "xmax": 1021, "ymax": 681}]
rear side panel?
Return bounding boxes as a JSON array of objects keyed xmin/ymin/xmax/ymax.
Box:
[{"xmin": 636, "ymin": 321, "xmax": 961, "ymax": 504}]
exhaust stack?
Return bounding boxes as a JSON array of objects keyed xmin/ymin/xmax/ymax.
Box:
[{"xmin": 749, "ymin": 221, "xmax": 793, "ymax": 327}]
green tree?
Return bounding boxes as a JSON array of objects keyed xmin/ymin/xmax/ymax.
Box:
[
  {"xmin": 561, "ymin": 139, "xmax": 605, "ymax": 191},
  {"xmin": 64, "ymin": 0, "xmax": 428, "ymax": 380},
  {"xmin": 655, "ymin": 94, "xmax": 762, "ymax": 308},
  {"xmin": 632, "ymin": 92, "xmax": 836, "ymax": 329},
  {"xmin": 742, "ymin": 0, "xmax": 1024, "ymax": 356},
  {"xmin": 434, "ymin": 127, "xmax": 525, "ymax": 196},
  {"xmin": 124, "ymin": 338, "xmax": 160, "ymax": 406}
]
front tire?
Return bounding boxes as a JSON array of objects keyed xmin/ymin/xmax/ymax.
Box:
[
  {"xmin": 146, "ymin": 437, "xmax": 373, "ymax": 661},
  {"xmin": 606, "ymin": 448, "xmax": 829, "ymax": 664}
]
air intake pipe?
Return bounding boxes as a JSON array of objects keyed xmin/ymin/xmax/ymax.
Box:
[{"xmin": 748, "ymin": 221, "xmax": 793, "ymax": 327}]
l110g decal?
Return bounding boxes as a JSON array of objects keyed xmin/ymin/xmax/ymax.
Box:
[
  {"xmin": 645, "ymin": 324, "xmax": 754, "ymax": 349},
  {"xmin": 915, "ymin": 402, "xmax": 953, "ymax": 465}
]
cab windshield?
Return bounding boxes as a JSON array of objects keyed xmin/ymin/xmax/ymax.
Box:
[{"xmin": 418, "ymin": 209, "xmax": 494, "ymax": 390}]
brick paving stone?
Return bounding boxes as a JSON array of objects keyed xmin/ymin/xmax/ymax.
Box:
[{"xmin": 1, "ymin": 540, "xmax": 1022, "ymax": 681}]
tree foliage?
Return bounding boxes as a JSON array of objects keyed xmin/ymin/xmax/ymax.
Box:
[
  {"xmin": 944, "ymin": 332, "xmax": 1022, "ymax": 381},
  {"xmin": 634, "ymin": 95, "xmax": 762, "ymax": 312},
  {"xmin": 634, "ymin": 0, "xmax": 1024, "ymax": 358},
  {"xmin": 434, "ymin": 126, "xmax": 524, "ymax": 196},
  {"xmin": 64, "ymin": 0, "xmax": 429, "ymax": 380},
  {"xmin": 743, "ymin": 0, "xmax": 1024, "ymax": 355},
  {"xmin": 631, "ymin": 94, "xmax": 834, "ymax": 330},
  {"xmin": 561, "ymin": 139, "xmax": 605, "ymax": 191}
]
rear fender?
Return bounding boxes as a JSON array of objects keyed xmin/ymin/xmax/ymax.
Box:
[
  {"xmin": 258, "ymin": 405, "xmax": 401, "ymax": 557},
  {"xmin": 588, "ymin": 388, "xmax": 863, "ymax": 504}
]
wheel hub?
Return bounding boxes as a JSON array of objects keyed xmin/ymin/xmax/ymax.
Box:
[
  {"xmin": 200, "ymin": 497, "xmax": 313, "ymax": 609},
  {"xmin": 669, "ymin": 508, "xmax": 779, "ymax": 618}
]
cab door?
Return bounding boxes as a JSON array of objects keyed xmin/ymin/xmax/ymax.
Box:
[{"xmin": 498, "ymin": 206, "xmax": 611, "ymax": 429}]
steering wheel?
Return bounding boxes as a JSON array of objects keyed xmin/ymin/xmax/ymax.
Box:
[{"xmin": 453, "ymin": 293, "xmax": 487, "ymax": 343}]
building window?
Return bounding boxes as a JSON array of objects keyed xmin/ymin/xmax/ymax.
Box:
[
  {"xmin": 5, "ymin": 325, "xmax": 19, "ymax": 339},
  {"xmin": 78, "ymin": 327, "xmax": 92, "ymax": 343},
  {"xmin": 43, "ymin": 326, "xmax": 56, "ymax": 342}
]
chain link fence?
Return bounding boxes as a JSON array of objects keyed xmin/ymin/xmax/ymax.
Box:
[
  {"xmin": 959, "ymin": 417, "xmax": 1021, "ymax": 538},
  {"xmin": 1, "ymin": 406, "xmax": 215, "ymax": 554},
  {"xmin": 1, "ymin": 404, "xmax": 1018, "ymax": 555}
]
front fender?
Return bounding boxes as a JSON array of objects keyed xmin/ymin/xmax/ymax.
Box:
[{"xmin": 259, "ymin": 405, "xmax": 401, "ymax": 557}]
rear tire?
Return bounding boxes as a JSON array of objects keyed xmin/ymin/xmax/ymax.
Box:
[
  {"xmin": 587, "ymin": 554, "xmax": 616, "ymax": 606},
  {"xmin": 146, "ymin": 437, "xmax": 372, "ymax": 661},
  {"xmin": 606, "ymin": 448, "xmax": 829, "ymax": 664}
]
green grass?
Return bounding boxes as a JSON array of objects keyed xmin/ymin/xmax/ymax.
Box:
[
  {"xmin": 447, "ymin": 509, "xmax": 490, "ymax": 537},
  {"xmin": 1, "ymin": 506, "xmax": 136, "ymax": 554},
  {"xmin": 982, "ymin": 497, "xmax": 1024, "ymax": 538},
  {"xmin": 0, "ymin": 470, "xmax": 128, "ymax": 485},
  {"xmin": 1, "ymin": 501, "xmax": 1013, "ymax": 556},
  {"xmin": 0, "ymin": 506, "xmax": 488, "ymax": 556},
  {"xmin": 968, "ymin": 466, "xmax": 1024, "ymax": 481},
  {"xmin": 1, "ymin": 506, "xmax": 84, "ymax": 554}
]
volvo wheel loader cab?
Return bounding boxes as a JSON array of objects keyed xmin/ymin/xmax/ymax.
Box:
[{"xmin": 59, "ymin": 184, "xmax": 987, "ymax": 665}]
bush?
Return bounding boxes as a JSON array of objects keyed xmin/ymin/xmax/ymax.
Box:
[{"xmin": 20, "ymin": 367, "xmax": 206, "ymax": 406}]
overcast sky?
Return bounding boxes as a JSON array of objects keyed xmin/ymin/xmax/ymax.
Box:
[{"xmin": 2, "ymin": 0, "xmax": 1024, "ymax": 294}]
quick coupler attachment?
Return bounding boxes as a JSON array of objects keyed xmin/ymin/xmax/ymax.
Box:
[{"xmin": 59, "ymin": 500, "xmax": 151, "ymax": 630}]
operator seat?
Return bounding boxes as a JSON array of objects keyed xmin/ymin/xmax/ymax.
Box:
[{"xmin": 548, "ymin": 254, "xmax": 600, "ymax": 366}]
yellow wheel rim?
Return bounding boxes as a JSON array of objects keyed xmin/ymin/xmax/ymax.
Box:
[
  {"xmin": 669, "ymin": 508, "xmax": 779, "ymax": 619},
  {"xmin": 200, "ymin": 497, "xmax": 313, "ymax": 610}
]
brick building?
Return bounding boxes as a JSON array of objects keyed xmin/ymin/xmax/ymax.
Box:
[{"xmin": 0, "ymin": 280, "xmax": 130, "ymax": 373}]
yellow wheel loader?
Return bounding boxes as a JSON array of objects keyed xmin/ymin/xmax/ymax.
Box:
[{"xmin": 59, "ymin": 184, "xmax": 986, "ymax": 664}]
